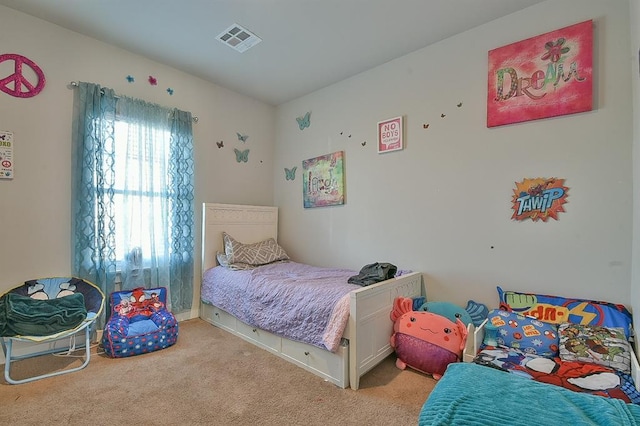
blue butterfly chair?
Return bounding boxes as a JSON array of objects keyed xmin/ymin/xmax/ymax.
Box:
[{"xmin": 0, "ymin": 277, "xmax": 104, "ymax": 384}]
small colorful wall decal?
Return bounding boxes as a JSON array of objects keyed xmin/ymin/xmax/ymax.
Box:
[
  {"xmin": 487, "ymin": 20, "xmax": 593, "ymax": 127},
  {"xmin": 302, "ymin": 151, "xmax": 344, "ymax": 208},
  {"xmin": 126, "ymin": 75, "xmax": 135, "ymax": 83},
  {"xmin": 0, "ymin": 53, "xmax": 46, "ymax": 98},
  {"xmin": 148, "ymin": 75, "xmax": 158, "ymax": 85},
  {"xmin": 284, "ymin": 166, "xmax": 297, "ymax": 181},
  {"xmin": 234, "ymin": 148, "xmax": 249, "ymax": 163},
  {"xmin": 0, "ymin": 130, "xmax": 14, "ymax": 179},
  {"xmin": 338, "ymin": 130, "xmax": 364, "ymax": 146},
  {"xmin": 296, "ymin": 111, "xmax": 311, "ymax": 130},
  {"xmin": 216, "ymin": 140, "xmax": 224, "ymax": 148},
  {"xmin": 166, "ymin": 88, "xmax": 174, "ymax": 95},
  {"xmin": 511, "ymin": 177, "xmax": 569, "ymax": 222},
  {"xmin": 377, "ymin": 116, "xmax": 403, "ymax": 153},
  {"xmin": 423, "ymin": 101, "xmax": 463, "ymax": 130},
  {"xmin": 236, "ymin": 132, "xmax": 248, "ymax": 143}
]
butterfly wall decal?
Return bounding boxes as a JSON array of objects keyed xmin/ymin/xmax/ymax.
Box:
[
  {"xmin": 361, "ymin": 141, "xmax": 366, "ymax": 146},
  {"xmin": 457, "ymin": 102, "xmax": 463, "ymax": 107},
  {"xmin": 234, "ymin": 148, "xmax": 249, "ymax": 163},
  {"xmin": 284, "ymin": 166, "xmax": 297, "ymax": 181},
  {"xmin": 423, "ymin": 124, "xmax": 430, "ymax": 129},
  {"xmin": 126, "ymin": 75, "xmax": 135, "ymax": 83},
  {"xmin": 296, "ymin": 111, "xmax": 311, "ymax": 130},
  {"xmin": 216, "ymin": 141, "xmax": 224, "ymax": 148},
  {"xmin": 148, "ymin": 75, "xmax": 157, "ymax": 86},
  {"xmin": 236, "ymin": 133, "xmax": 249, "ymax": 143}
]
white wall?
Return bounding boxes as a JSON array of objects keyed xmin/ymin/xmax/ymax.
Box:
[
  {"xmin": 0, "ymin": 7, "xmax": 276, "ymax": 320},
  {"xmin": 630, "ymin": 0, "xmax": 640, "ymax": 349},
  {"xmin": 274, "ymin": 0, "xmax": 634, "ymax": 311},
  {"xmin": 0, "ymin": 0, "xmax": 636, "ymax": 365}
]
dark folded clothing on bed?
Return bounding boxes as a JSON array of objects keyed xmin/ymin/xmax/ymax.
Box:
[
  {"xmin": 348, "ymin": 262, "xmax": 397, "ymax": 286},
  {"xmin": 0, "ymin": 292, "xmax": 87, "ymax": 337}
]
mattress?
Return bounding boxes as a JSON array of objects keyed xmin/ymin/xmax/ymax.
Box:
[
  {"xmin": 201, "ymin": 261, "xmax": 359, "ymax": 352},
  {"xmin": 419, "ymin": 362, "xmax": 640, "ymax": 426},
  {"xmin": 473, "ymin": 346, "xmax": 640, "ymax": 403}
]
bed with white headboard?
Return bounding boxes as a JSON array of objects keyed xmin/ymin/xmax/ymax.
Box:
[{"xmin": 199, "ymin": 203, "xmax": 424, "ymax": 390}]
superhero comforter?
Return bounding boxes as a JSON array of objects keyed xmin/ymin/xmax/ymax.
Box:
[
  {"xmin": 473, "ymin": 346, "xmax": 640, "ymax": 404},
  {"xmin": 419, "ymin": 362, "xmax": 640, "ymax": 426}
]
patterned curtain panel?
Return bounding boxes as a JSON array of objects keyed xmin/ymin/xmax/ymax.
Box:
[
  {"xmin": 72, "ymin": 83, "xmax": 194, "ymax": 323},
  {"xmin": 168, "ymin": 109, "xmax": 195, "ymax": 313},
  {"xmin": 71, "ymin": 82, "xmax": 118, "ymax": 327}
]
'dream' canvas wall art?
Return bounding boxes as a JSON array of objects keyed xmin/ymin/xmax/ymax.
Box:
[{"xmin": 487, "ymin": 20, "xmax": 593, "ymax": 128}]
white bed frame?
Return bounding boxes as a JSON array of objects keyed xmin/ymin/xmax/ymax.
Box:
[
  {"xmin": 199, "ymin": 203, "xmax": 424, "ymax": 390},
  {"xmin": 463, "ymin": 319, "xmax": 640, "ymax": 391}
]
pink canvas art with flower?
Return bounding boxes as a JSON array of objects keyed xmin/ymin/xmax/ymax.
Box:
[{"xmin": 487, "ymin": 20, "xmax": 593, "ymax": 127}]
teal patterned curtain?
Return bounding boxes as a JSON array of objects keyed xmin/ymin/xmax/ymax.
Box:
[
  {"xmin": 72, "ymin": 82, "xmax": 194, "ymax": 324},
  {"xmin": 168, "ymin": 109, "xmax": 195, "ymax": 312},
  {"xmin": 71, "ymin": 82, "xmax": 117, "ymax": 327}
]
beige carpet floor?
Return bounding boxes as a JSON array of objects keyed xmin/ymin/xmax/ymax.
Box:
[{"xmin": 0, "ymin": 318, "xmax": 436, "ymax": 425}]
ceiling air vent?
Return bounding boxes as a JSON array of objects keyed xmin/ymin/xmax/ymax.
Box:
[{"xmin": 217, "ymin": 23, "xmax": 262, "ymax": 53}]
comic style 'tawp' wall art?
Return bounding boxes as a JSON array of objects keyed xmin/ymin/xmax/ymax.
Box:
[
  {"xmin": 302, "ymin": 151, "xmax": 344, "ymax": 208},
  {"xmin": 511, "ymin": 178, "xmax": 569, "ymax": 222},
  {"xmin": 487, "ymin": 20, "xmax": 593, "ymax": 127}
]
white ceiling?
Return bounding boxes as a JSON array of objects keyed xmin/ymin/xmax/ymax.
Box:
[{"xmin": 0, "ymin": 0, "xmax": 545, "ymax": 106}]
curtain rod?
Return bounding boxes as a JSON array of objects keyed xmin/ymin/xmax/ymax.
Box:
[{"xmin": 68, "ymin": 81, "xmax": 198, "ymax": 123}]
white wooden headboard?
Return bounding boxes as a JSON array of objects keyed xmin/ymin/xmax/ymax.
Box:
[{"xmin": 201, "ymin": 203, "xmax": 278, "ymax": 275}]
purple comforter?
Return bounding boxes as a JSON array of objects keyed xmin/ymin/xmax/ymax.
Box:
[{"xmin": 201, "ymin": 261, "xmax": 360, "ymax": 352}]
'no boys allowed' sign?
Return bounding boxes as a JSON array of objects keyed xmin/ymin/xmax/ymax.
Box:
[
  {"xmin": 377, "ymin": 116, "xmax": 403, "ymax": 154},
  {"xmin": 0, "ymin": 131, "xmax": 14, "ymax": 179}
]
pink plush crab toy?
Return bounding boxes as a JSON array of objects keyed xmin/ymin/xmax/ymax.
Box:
[{"xmin": 390, "ymin": 297, "xmax": 468, "ymax": 380}]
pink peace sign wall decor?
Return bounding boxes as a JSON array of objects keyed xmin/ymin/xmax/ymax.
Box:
[{"xmin": 0, "ymin": 53, "xmax": 46, "ymax": 98}]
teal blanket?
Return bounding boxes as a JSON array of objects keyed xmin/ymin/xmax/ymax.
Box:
[
  {"xmin": 0, "ymin": 292, "xmax": 87, "ymax": 337},
  {"xmin": 419, "ymin": 362, "xmax": 640, "ymax": 426}
]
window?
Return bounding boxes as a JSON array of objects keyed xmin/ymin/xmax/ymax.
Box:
[
  {"xmin": 111, "ymin": 120, "xmax": 170, "ymax": 270},
  {"xmin": 72, "ymin": 82, "xmax": 194, "ymax": 314}
]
